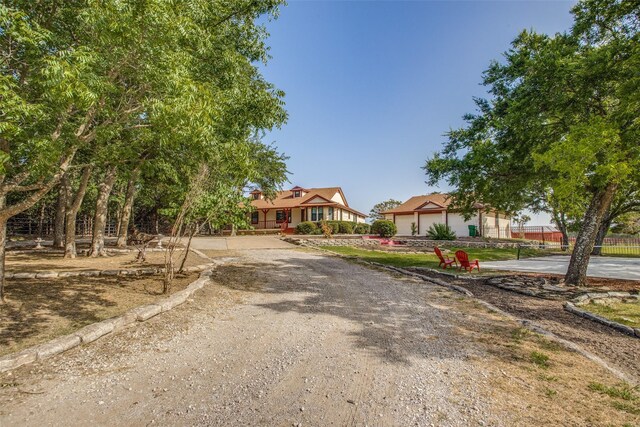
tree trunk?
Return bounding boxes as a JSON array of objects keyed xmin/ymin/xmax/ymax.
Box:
[
  {"xmin": 178, "ymin": 224, "xmax": 197, "ymax": 273},
  {"xmin": 0, "ymin": 197, "xmax": 6, "ymax": 303},
  {"xmin": 565, "ymin": 183, "xmax": 617, "ymax": 286},
  {"xmin": 116, "ymin": 166, "xmax": 141, "ymax": 248},
  {"xmin": 591, "ymin": 213, "xmax": 612, "ymax": 256},
  {"xmin": 64, "ymin": 165, "xmax": 93, "ymax": 258},
  {"xmin": 89, "ymin": 165, "xmax": 117, "ymax": 257},
  {"xmin": 52, "ymin": 183, "xmax": 68, "ymax": 248}
]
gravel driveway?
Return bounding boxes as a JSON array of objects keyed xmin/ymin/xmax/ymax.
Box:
[{"xmin": 0, "ymin": 248, "xmax": 635, "ymax": 426}]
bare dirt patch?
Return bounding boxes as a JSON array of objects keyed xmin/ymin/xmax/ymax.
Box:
[
  {"xmin": 5, "ymin": 249, "xmax": 209, "ymax": 274},
  {"xmin": 438, "ymin": 276, "xmax": 640, "ymax": 384},
  {"xmin": 0, "ymin": 273, "xmax": 199, "ymax": 356}
]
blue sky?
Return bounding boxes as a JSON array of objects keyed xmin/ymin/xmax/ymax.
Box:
[{"xmin": 260, "ymin": 0, "xmax": 576, "ymax": 222}]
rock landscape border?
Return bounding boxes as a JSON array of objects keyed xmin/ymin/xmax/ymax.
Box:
[
  {"xmin": 564, "ymin": 293, "xmax": 640, "ymax": 339},
  {"xmin": 0, "ymin": 266, "xmax": 216, "ymax": 373}
]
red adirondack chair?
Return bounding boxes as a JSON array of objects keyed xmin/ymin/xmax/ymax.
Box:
[
  {"xmin": 434, "ymin": 246, "xmax": 457, "ymax": 269},
  {"xmin": 455, "ymin": 250, "xmax": 480, "ymax": 272}
]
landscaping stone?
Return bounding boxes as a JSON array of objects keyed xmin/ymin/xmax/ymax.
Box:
[
  {"xmin": 160, "ymin": 290, "xmax": 191, "ymax": 311},
  {"xmin": 12, "ymin": 272, "xmax": 36, "ymax": 279},
  {"xmin": 35, "ymin": 271, "xmax": 59, "ymax": 279},
  {"xmin": 0, "ymin": 349, "xmax": 37, "ymax": 371},
  {"xmin": 36, "ymin": 335, "xmax": 81, "ymax": 359},
  {"xmin": 75, "ymin": 320, "xmax": 116, "ymax": 344},
  {"xmin": 101, "ymin": 269, "xmax": 121, "ymax": 276},
  {"xmin": 58, "ymin": 271, "xmax": 80, "ymax": 278},
  {"xmin": 111, "ymin": 311, "xmax": 138, "ymax": 330},
  {"xmin": 79, "ymin": 270, "xmax": 101, "ymax": 277},
  {"xmin": 130, "ymin": 304, "xmax": 162, "ymax": 321}
]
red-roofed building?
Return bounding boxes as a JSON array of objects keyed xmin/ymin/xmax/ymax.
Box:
[
  {"xmin": 248, "ymin": 186, "xmax": 366, "ymax": 231},
  {"xmin": 382, "ymin": 193, "xmax": 511, "ymax": 237}
]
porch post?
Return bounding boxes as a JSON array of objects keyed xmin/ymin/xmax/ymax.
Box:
[{"xmin": 262, "ymin": 209, "xmax": 269, "ymax": 229}]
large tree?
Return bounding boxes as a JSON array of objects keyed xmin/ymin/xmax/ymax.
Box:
[
  {"xmin": 425, "ymin": 0, "xmax": 639, "ymax": 286},
  {"xmin": 369, "ymin": 199, "xmax": 403, "ymax": 221},
  {"xmin": 0, "ymin": 0, "xmax": 288, "ymax": 301}
]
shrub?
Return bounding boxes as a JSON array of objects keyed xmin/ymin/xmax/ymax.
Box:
[
  {"xmin": 426, "ymin": 223, "xmax": 456, "ymax": 240},
  {"xmin": 410, "ymin": 222, "xmax": 418, "ymax": 236},
  {"xmin": 296, "ymin": 221, "xmax": 317, "ymax": 235},
  {"xmin": 325, "ymin": 221, "xmax": 340, "ymax": 234},
  {"xmin": 371, "ymin": 220, "xmax": 397, "ymax": 237},
  {"xmin": 354, "ymin": 223, "xmax": 370, "ymax": 234},
  {"xmin": 338, "ymin": 221, "xmax": 355, "ymax": 234},
  {"xmin": 320, "ymin": 221, "xmax": 333, "ymax": 238}
]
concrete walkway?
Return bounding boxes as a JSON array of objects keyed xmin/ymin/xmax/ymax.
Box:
[
  {"xmin": 482, "ymin": 255, "xmax": 640, "ymax": 281},
  {"xmin": 190, "ymin": 235, "xmax": 296, "ymax": 251}
]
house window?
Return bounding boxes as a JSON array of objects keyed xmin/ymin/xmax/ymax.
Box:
[
  {"xmin": 311, "ymin": 207, "xmax": 324, "ymax": 221},
  {"xmin": 252, "ymin": 193, "xmax": 260, "ymax": 200},
  {"xmin": 327, "ymin": 207, "xmax": 334, "ymax": 220},
  {"xmin": 293, "ymin": 190, "xmax": 300, "ymax": 198},
  {"xmin": 276, "ymin": 210, "xmax": 291, "ymax": 223},
  {"xmin": 251, "ymin": 211, "xmax": 259, "ymax": 224}
]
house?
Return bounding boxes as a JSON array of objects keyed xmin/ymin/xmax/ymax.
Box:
[
  {"xmin": 381, "ymin": 193, "xmax": 511, "ymax": 237},
  {"xmin": 248, "ymin": 186, "xmax": 367, "ymax": 232}
]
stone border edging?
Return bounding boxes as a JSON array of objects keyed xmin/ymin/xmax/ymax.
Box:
[
  {"xmin": 4, "ymin": 263, "xmax": 214, "ymax": 280},
  {"xmin": 0, "ymin": 268, "xmax": 215, "ymax": 373},
  {"xmin": 308, "ymin": 244, "xmax": 636, "ymax": 385},
  {"xmin": 564, "ymin": 292, "xmax": 640, "ymax": 339}
]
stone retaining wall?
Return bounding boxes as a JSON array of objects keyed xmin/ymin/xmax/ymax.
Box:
[
  {"xmin": 5, "ymin": 263, "xmax": 213, "ymax": 280},
  {"xmin": 564, "ymin": 292, "xmax": 640, "ymax": 338},
  {"xmin": 285, "ymin": 236, "xmax": 521, "ymax": 249}
]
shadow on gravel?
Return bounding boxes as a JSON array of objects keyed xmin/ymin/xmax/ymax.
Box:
[{"xmin": 211, "ymin": 255, "xmax": 487, "ymax": 366}]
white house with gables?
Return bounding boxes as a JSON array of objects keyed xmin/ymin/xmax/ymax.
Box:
[
  {"xmin": 381, "ymin": 193, "xmax": 511, "ymax": 237},
  {"xmin": 249, "ymin": 186, "xmax": 366, "ymax": 232}
]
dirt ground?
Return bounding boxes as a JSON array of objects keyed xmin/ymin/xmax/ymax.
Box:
[
  {"xmin": 0, "ymin": 273, "xmax": 200, "ymax": 356},
  {"xmin": 0, "ymin": 248, "xmax": 637, "ymax": 426},
  {"xmin": 5, "ymin": 249, "xmax": 207, "ymax": 273},
  {"xmin": 411, "ymin": 270, "xmax": 640, "ymax": 385}
]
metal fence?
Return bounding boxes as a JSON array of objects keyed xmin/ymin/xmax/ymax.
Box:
[{"xmin": 484, "ymin": 225, "xmax": 640, "ymax": 256}]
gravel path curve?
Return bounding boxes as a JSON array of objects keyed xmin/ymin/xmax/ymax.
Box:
[{"xmin": 0, "ymin": 248, "xmax": 634, "ymax": 426}]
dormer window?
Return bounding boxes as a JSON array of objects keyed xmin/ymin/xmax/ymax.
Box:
[
  {"xmin": 251, "ymin": 190, "xmax": 262, "ymax": 200},
  {"xmin": 253, "ymin": 193, "xmax": 260, "ymax": 200},
  {"xmin": 293, "ymin": 190, "xmax": 301, "ymax": 198}
]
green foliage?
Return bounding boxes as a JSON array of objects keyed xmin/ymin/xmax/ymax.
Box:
[
  {"xmin": 323, "ymin": 221, "xmax": 340, "ymax": 234},
  {"xmin": 296, "ymin": 221, "xmax": 317, "ymax": 235},
  {"xmin": 337, "ymin": 221, "xmax": 354, "ymax": 234},
  {"xmin": 530, "ymin": 351, "xmax": 550, "ymax": 369},
  {"xmin": 588, "ymin": 382, "xmax": 638, "ymax": 402},
  {"xmin": 426, "ymin": 223, "xmax": 456, "ymax": 240},
  {"xmin": 410, "ymin": 222, "xmax": 418, "ymax": 236},
  {"xmin": 369, "ymin": 199, "xmax": 402, "ymax": 221},
  {"xmin": 354, "ymin": 223, "xmax": 371, "ymax": 234},
  {"xmin": 371, "ymin": 220, "xmax": 397, "ymax": 238},
  {"xmin": 423, "ymin": 0, "xmax": 640, "ymax": 285}
]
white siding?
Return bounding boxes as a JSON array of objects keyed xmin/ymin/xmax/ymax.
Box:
[
  {"xmin": 447, "ymin": 213, "xmax": 479, "ymax": 237},
  {"xmin": 394, "ymin": 214, "xmax": 415, "ymax": 236},
  {"xmin": 305, "ymin": 196, "xmax": 328, "ymax": 204},
  {"xmin": 418, "ymin": 213, "xmax": 443, "ymax": 236},
  {"xmin": 331, "ymin": 191, "xmax": 346, "ymax": 205}
]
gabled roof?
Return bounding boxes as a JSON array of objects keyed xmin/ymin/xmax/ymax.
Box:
[
  {"xmin": 381, "ymin": 193, "xmax": 486, "ymax": 214},
  {"xmin": 250, "ymin": 186, "xmax": 366, "ymax": 217}
]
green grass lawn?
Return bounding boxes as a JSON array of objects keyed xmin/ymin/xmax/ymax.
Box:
[
  {"xmin": 581, "ymin": 302, "xmax": 640, "ymax": 328},
  {"xmin": 320, "ymin": 246, "xmax": 546, "ymax": 271}
]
